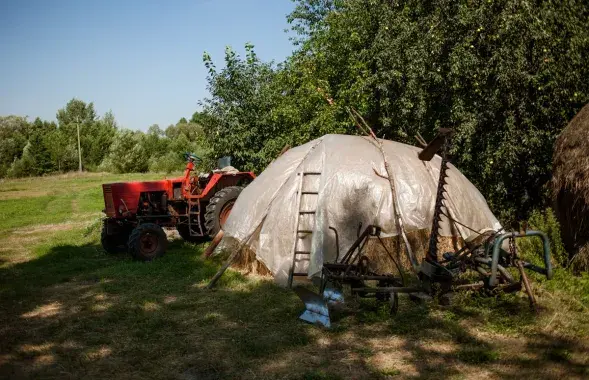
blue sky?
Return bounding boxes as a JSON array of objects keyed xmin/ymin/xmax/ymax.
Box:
[{"xmin": 0, "ymin": 0, "xmax": 296, "ymax": 130}]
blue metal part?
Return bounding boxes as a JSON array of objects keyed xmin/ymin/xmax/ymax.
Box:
[
  {"xmin": 489, "ymin": 230, "xmax": 553, "ymax": 287},
  {"xmin": 323, "ymin": 287, "xmax": 344, "ymax": 305},
  {"xmin": 299, "ymin": 307, "xmax": 331, "ymax": 328},
  {"xmin": 294, "ymin": 287, "xmax": 331, "ymax": 328}
]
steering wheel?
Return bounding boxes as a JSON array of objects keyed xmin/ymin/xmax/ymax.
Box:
[{"xmin": 184, "ymin": 152, "xmax": 202, "ymax": 164}]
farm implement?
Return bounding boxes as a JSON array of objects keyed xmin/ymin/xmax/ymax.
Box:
[{"xmin": 295, "ymin": 129, "xmax": 553, "ymax": 328}]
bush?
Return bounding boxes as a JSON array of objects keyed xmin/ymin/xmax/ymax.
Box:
[
  {"xmin": 99, "ymin": 130, "xmax": 148, "ymax": 173},
  {"xmin": 517, "ymin": 208, "xmax": 567, "ymax": 268},
  {"xmin": 6, "ymin": 142, "xmax": 35, "ymax": 178},
  {"xmin": 148, "ymin": 152, "xmax": 184, "ymax": 173}
]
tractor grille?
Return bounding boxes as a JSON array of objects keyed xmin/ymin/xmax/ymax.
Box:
[{"xmin": 103, "ymin": 185, "xmax": 115, "ymax": 216}]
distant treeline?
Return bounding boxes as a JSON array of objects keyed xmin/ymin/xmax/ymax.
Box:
[{"xmin": 0, "ymin": 99, "xmax": 209, "ymax": 178}]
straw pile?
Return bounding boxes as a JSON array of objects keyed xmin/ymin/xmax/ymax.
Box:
[
  {"xmin": 552, "ymin": 102, "xmax": 589, "ymax": 270},
  {"xmin": 221, "ymin": 231, "xmax": 462, "ymax": 278}
]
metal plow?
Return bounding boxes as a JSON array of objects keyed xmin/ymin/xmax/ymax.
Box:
[
  {"xmin": 294, "ymin": 225, "xmax": 407, "ymax": 327},
  {"xmin": 293, "ymin": 287, "xmax": 344, "ymax": 328},
  {"xmin": 294, "ymin": 128, "xmax": 554, "ymax": 328}
]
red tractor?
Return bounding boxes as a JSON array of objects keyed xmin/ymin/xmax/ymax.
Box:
[{"xmin": 100, "ymin": 154, "xmax": 255, "ymax": 261}]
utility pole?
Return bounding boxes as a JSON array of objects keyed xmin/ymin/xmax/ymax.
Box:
[{"xmin": 76, "ymin": 116, "xmax": 82, "ymax": 172}]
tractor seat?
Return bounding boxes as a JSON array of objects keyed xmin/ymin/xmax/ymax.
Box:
[{"xmin": 213, "ymin": 166, "xmax": 239, "ymax": 174}]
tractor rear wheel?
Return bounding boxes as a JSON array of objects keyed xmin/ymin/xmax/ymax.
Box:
[
  {"xmin": 128, "ymin": 223, "xmax": 168, "ymax": 261},
  {"xmin": 101, "ymin": 220, "xmax": 131, "ymax": 254},
  {"xmin": 204, "ymin": 186, "xmax": 243, "ymax": 238}
]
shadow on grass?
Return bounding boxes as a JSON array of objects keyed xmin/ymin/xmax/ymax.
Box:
[
  {"xmin": 0, "ymin": 240, "xmax": 311, "ymax": 379},
  {"xmin": 0, "ymin": 239, "xmax": 587, "ymax": 379}
]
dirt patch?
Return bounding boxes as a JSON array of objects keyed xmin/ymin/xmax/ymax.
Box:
[
  {"xmin": 0, "ymin": 222, "xmax": 83, "ymax": 267},
  {"xmin": 0, "ymin": 190, "xmax": 50, "ymax": 200},
  {"xmin": 11, "ymin": 222, "xmax": 76, "ymax": 235}
]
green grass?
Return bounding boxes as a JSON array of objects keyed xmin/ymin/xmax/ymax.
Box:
[{"xmin": 0, "ymin": 173, "xmax": 588, "ymax": 379}]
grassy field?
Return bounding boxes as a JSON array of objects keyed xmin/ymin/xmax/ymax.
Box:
[{"xmin": 0, "ymin": 173, "xmax": 588, "ymax": 379}]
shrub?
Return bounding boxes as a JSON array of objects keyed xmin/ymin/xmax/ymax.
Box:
[
  {"xmin": 6, "ymin": 142, "xmax": 35, "ymax": 178},
  {"xmin": 148, "ymin": 152, "xmax": 184, "ymax": 173},
  {"xmin": 517, "ymin": 208, "xmax": 567, "ymax": 268}
]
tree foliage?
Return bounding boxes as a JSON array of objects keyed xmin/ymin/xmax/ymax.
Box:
[{"xmin": 200, "ymin": 0, "xmax": 589, "ymax": 223}]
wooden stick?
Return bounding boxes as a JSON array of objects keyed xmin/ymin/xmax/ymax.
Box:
[
  {"xmin": 517, "ymin": 260, "xmax": 538, "ymax": 312},
  {"xmin": 206, "ymin": 139, "xmax": 324, "ymax": 289},
  {"xmin": 278, "ymin": 144, "xmax": 291, "ymax": 157},
  {"xmin": 415, "ymin": 132, "xmax": 427, "ymax": 148},
  {"xmin": 204, "ymin": 229, "xmax": 224, "ymax": 258},
  {"xmin": 206, "ymin": 244, "xmax": 243, "ymax": 289}
]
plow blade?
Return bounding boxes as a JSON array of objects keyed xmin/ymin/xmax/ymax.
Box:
[{"xmin": 294, "ymin": 287, "xmax": 344, "ymax": 328}]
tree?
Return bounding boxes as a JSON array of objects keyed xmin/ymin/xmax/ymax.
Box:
[
  {"xmin": 56, "ymin": 98, "xmax": 97, "ymax": 128},
  {"xmin": 201, "ymin": 0, "xmax": 589, "ymax": 223},
  {"xmin": 6, "ymin": 142, "xmax": 36, "ymax": 178},
  {"xmin": 143, "ymin": 124, "xmax": 168, "ymax": 158},
  {"xmin": 56, "ymin": 98, "xmax": 104, "ymax": 170},
  {"xmin": 200, "ymin": 44, "xmax": 286, "ymax": 171},
  {"xmin": 28, "ymin": 118, "xmax": 57, "ymax": 175},
  {"xmin": 0, "ymin": 116, "xmax": 29, "ymax": 177},
  {"xmin": 99, "ymin": 130, "xmax": 148, "ymax": 173}
]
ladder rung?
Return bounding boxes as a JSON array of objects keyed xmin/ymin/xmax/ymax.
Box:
[
  {"xmin": 297, "ymin": 230, "xmax": 313, "ymax": 234},
  {"xmin": 299, "ymin": 211, "xmax": 316, "ymax": 214},
  {"xmin": 301, "ymin": 191, "xmax": 319, "ymax": 195},
  {"xmin": 294, "ymin": 251, "xmax": 311, "ymax": 255},
  {"xmin": 293, "ymin": 272, "xmax": 308, "ymax": 276},
  {"xmin": 303, "ymin": 172, "xmax": 321, "ymax": 175},
  {"xmin": 295, "ymin": 257, "xmax": 310, "ymax": 262}
]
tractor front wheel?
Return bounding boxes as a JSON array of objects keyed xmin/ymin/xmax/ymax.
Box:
[
  {"xmin": 204, "ymin": 186, "xmax": 243, "ymax": 238},
  {"xmin": 101, "ymin": 220, "xmax": 131, "ymax": 254},
  {"xmin": 128, "ymin": 223, "xmax": 168, "ymax": 261}
]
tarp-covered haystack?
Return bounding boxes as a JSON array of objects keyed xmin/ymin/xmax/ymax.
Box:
[
  {"xmin": 553, "ymin": 103, "xmax": 589, "ymax": 270},
  {"xmin": 219, "ymin": 134, "xmax": 502, "ymax": 285}
]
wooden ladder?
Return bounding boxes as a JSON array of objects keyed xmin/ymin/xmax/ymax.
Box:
[
  {"xmin": 288, "ymin": 171, "xmax": 321, "ymax": 288},
  {"xmin": 188, "ymin": 200, "xmax": 204, "ymax": 236}
]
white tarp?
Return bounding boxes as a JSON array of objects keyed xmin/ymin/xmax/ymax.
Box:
[{"xmin": 221, "ymin": 134, "xmax": 501, "ymax": 285}]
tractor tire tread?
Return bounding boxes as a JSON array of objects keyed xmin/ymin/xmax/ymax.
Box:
[
  {"xmin": 204, "ymin": 186, "xmax": 243, "ymax": 238},
  {"xmin": 128, "ymin": 223, "xmax": 167, "ymax": 261}
]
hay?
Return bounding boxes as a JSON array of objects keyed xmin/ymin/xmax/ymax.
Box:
[
  {"xmin": 232, "ymin": 245, "xmax": 273, "ymax": 277},
  {"xmin": 363, "ymin": 230, "xmax": 462, "ymax": 275},
  {"xmin": 221, "ymin": 230, "xmax": 463, "ymax": 279},
  {"xmin": 570, "ymin": 244, "xmax": 589, "ymax": 273},
  {"xmin": 216, "ymin": 236, "xmax": 273, "ymax": 277},
  {"xmin": 552, "ymin": 102, "xmax": 589, "ymax": 269}
]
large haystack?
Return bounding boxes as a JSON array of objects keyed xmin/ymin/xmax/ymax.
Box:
[
  {"xmin": 552, "ymin": 103, "xmax": 589, "ymax": 269},
  {"xmin": 219, "ymin": 134, "xmax": 502, "ymax": 285}
]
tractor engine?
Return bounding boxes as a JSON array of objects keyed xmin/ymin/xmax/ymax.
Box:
[{"xmin": 137, "ymin": 191, "xmax": 168, "ymax": 216}]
